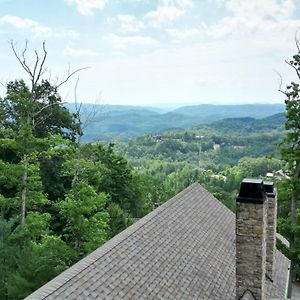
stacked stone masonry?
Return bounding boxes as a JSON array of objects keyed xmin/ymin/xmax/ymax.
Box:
[
  {"xmin": 266, "ymin": 193, "xmax": 277, "ymax": 279},
  {"xmin": 236, "ymin": 201, "xmax": 267, "ymax": 300}
]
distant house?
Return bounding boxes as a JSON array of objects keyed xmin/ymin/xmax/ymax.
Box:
[
  {"xmin": 274, "ymin": 169, "xmax": 290, "ymax": 180},
  {"xmin": 152, "ymin": 135, "xmax": 164, "ymax": 142},
  {"xmin": 25, "ymin": 182, "xmax": 290, "ymax": 300},
  {"xmin": 266, "ymin": 172, "xmax": 274, "ymax": 178}
]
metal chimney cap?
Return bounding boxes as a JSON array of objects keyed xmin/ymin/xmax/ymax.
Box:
[
  {"xmin": 237, "ymin": 178, "xmax": 266, "ymax": 204},
  {"xmin": 263, "ymin": 181, "xmax": 276, "ymax": 198}
]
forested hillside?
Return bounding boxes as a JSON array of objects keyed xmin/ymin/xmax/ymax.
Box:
[
  {"xmin": 65, "ymin": 103, "xmax": 285, "ymax": 141},
  {"xmin": 114, "ymin": 114, "xmax": 284, "ymax": 210}
]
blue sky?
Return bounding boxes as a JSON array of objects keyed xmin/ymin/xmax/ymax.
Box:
[{"xmin": 0, "ymin": 0, "xmax": 300, "ymax": 106}]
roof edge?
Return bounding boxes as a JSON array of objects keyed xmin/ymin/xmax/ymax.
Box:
[
  {"xmin": 285, "ymin": 260, "xmax": 291, "ymax": 299},
  {"xmin": 25, "ymin": 183, "xmax": 202, "ymax": 300}
]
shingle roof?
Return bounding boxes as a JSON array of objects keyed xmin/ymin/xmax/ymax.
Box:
[{"xmin": 25, "ymin": 183, "xmax": 290, "ymax": 300}]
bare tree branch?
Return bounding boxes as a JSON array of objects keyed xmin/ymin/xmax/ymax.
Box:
[
  {"xmin": 72, "ymin": 77, "xmax": 101, "ymax": 139},
  {"xmin": 10, "ymin": 40, "xmax": 88, "ymax": 104},
  {"xmin": 32, "ymin": 50, "xmax": 40, "ymax": 81},
  {"xmin": 10, "ymin": 40, "xmax": 89, "ymax": 132},
  {"xmin": 0, "ymin": 80, "xmax": 6, "ymax": 89},
  {"xmin": 34, "ymin": 41, "xmax": 47, "ymax": 87},
  {"xmin": 34, "ymin": 114, "xmax": 52, "ymax": 128},
  {"xmin": 295, "ymin": 31, "xmax": 300, "ymax": 52},
  {"xmin": 21, "ymin": 41, "xmax": 33, "ymax": 77},
  {"xmin": 10, "ymin": 40, "xmax": 49, "ymax": 98},
  {"xmin": 33, "ymin": 101, "xmax": 67, "ymax": 119},
  {"xmin": 74, "ymin": 77, "xmax": 83, "ymax": 118},
  {"xmin": 285, "ymin": 59, "xmax": 300, "ymax": 80},
  {"xmin": 40, "ymin": 66, "xmax": 48, "ymax": 78},
  {"xmin": 10, "ymin": 40, "xmax": 32, "ymax": 77},
  {"xmin": 56, "ymin": 66, "xmax": 90, "ymax": 89},
  {"xmin": 274, "ymin": 70, "xmax": 287, "ymax": 96}
]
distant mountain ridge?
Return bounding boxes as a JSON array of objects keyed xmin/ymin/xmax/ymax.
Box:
[
  {"xmin": 64, "ymin": 103, "xmax": 285, "ymax": 141},
  {"xmin": 206, "ymin": 113, "xmax": 285, "ymax": 133},
  {"xmin": 172, "ymin": 104, "xmax": 284, "ymax": 118}
]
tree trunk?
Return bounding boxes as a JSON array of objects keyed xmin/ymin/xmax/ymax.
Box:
[
  {"xmin": 76, "ymin": 236, "xmax": 81, "ymax": 256},
  {"xmin": 291, "ymin": 188, "xmax": 297, "ymax": 225},
  {"xmin": 20, "ymin": 159, "xmax": 28, "ymax": 225}
]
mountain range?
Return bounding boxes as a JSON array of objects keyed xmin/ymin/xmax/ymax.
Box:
[{"xmin": 65, "ymin": 103, "xmax": 285, "ymax": 141}]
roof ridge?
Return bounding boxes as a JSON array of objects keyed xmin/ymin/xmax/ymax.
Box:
[{"xmin": 25, "ymin": 183, "xmax": 202, "ymax": 300}]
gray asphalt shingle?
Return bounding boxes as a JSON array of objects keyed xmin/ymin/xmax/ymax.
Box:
[{"xmin": 25, "ymin": 183, "xmax": 290, "ymax": 300}]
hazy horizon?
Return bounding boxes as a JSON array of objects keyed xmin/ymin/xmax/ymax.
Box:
[
  {"xmin": 66, "ymin": 101, "xmax": 286, "ymax": 112},
  {"xmin": 66, "ymin": 100, "xmax": 286, "ymax": 106}
]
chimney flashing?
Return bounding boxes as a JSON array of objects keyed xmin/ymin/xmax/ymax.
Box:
[{"xmin": 237, "ymin": 178, "xmax": 266, "ymax": 204}]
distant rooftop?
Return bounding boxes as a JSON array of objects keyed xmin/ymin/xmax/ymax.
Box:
[{"xmin": 26, "ymin": 183, "xmax": 290, "ymax": 300}]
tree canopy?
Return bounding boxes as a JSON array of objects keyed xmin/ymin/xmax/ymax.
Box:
[{"xmin": 0, "ymin": 43, "xmax": 151, "ymax": 299}]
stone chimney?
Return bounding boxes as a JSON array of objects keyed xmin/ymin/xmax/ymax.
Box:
[
  {"xmin": 263, "ymin": 181, "xmax": 277, "ymax": 280},
  {"xmin": 236, "ymin": 179, "xmax": 267, "ymax": 300}
]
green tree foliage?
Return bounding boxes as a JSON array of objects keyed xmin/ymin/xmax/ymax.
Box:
[
  {"xmin": 116, "ymin": 124, "xmax": 283, "ymax": 212},
  {"xmin": 80, "ymin": 143, "xmax": 151, "ymax": 217},
  {"xmin": 58, "ymin": 179, "xmax": 109, "ymax": 256},
  {"xmin": 6, "ymin": 235, "xmax": 75, "ymax": 300},
  {"xmin": 0, "ymin": 43, "xmax": 150, "ymax": 299},
  {"xmin": 107, "ymin": 203, "xmax": 133, "ymax": 238},
  {"xmin": 0, "ymin": 218, "xmax": 14, "ymax": 297},
  {"xmin": 278, "ymin": 41, "xmax": 300, "ymax": 280},
  {"xmin": 236, "ymin": 157, "xmax": 282, "ymax": 178},
  {"xmin": 1, "ymin": 80, "xmax": 79, "ymax": 141},
  {"xmin": 0, "ymin": 212, "xmax": 76, "ymax": 300}
]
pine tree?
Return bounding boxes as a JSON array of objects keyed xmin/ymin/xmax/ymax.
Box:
[{"xmin": 279, "ymin": 38, "xmax": 300, "ymax": 280}]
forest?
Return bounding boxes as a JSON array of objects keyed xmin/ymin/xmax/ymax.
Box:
[
  {"xmin": 0, "ymin": 44, "xmax": 154, "ymax": 299},
  {"xmin": 0, "ymin": 44, "xmax": 299, "ymax": 300},
  {"xmin": 114, "ymin": 114, "xmax": 284, "ymax": 210}
]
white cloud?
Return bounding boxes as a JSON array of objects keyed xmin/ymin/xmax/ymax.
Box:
[
  {"xmin": 90, "ymin": 0, "xmax": 298, "ymax": 105},
  {"xmin": 166, "ymin": 28, "xmax": 201, "ymax": 39},
  {"xmin": 0, "ymin": 15, "xmax": 38, "ymax": 28},
  {"xmin": 226, "ymin": 0, "xmax": 295, "ymax": 20},
  {"xmin": 112, "ymin": 50, "xmax": 126, "ymax": 57},
  {"xmin": 106, "ymin": 34, "xmax": 157, "ymax": 49},
  {"xmin": 0, "ymin": 15, "xmax": 79, "ymax": 38},
  {"xmin": 145, "ymin": 6, "xmax": 184, "ymax": 24},
  {"xmin": 80, "ymin": 35, "xmax": 293, "ymax": 106},
  {"xmin": 145, "ymin": 0, "xmax": 193, "ymax": 25},
  {"xmin": 206, "ymin": 0, "xmax": 300, "ymax": 39},
  {"xmin": 63, "ymin": 45, "xmax": 100, "ymax": 57},
  {"xmin": 121, "ymin": 0, "xmax": 146, "ymax": 2},
  {"xmin": 208, "ymin": 0, "xmax": 226, "ymax": 8},
  {"xmin": 65, "ymin": 0, "xmax": 108, "ymax": 16},
  {"xmin": 157, "ymin": 0, "xmax": 193, "ymax": 9},
  {"xmin": 111, "ymin": 15, "xmax": 145, "ymax": 33}
]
